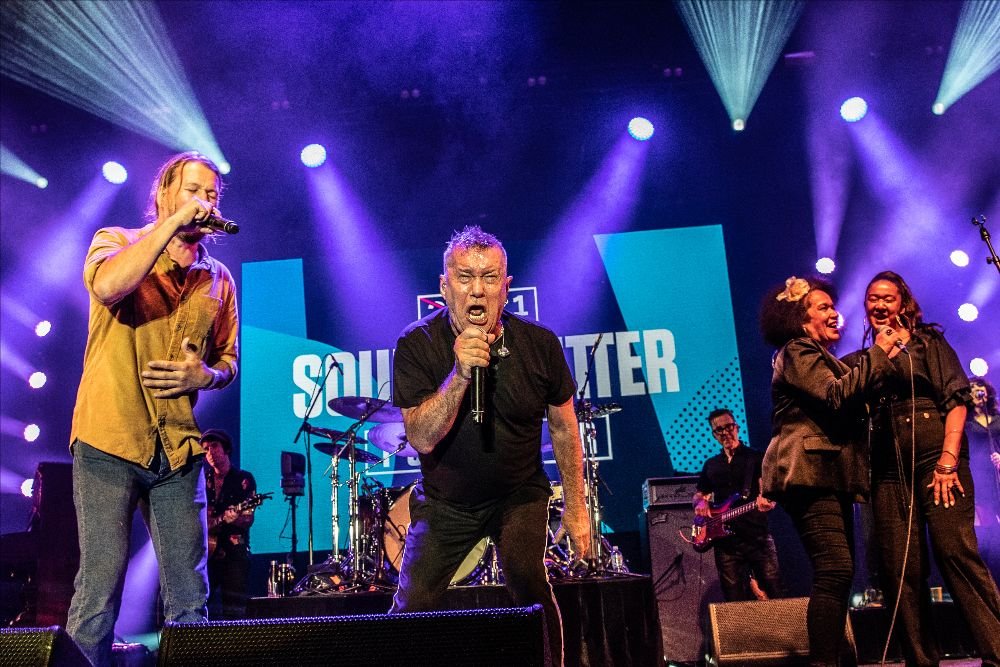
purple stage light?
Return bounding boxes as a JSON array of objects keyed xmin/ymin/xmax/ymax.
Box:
[
  {"xmin": 102, "ymin": 161, "xmax": 128, "ymax": 184},
  {"xmin": 300, "ymin": 144, "xmax": 327, "ymax": 168},
  {"xmin": 969, "ymin": 358, "xmax": 989, "ymax": 376},
  {"xmin": 35, "ymin": 320, "xmax": 51, "ymax": 337},
  {"xmin": 840, "ymin": 97, "xmax": 868, "ymax": 122},
  {"xmin": 36, "ymin": 177, "xmax": 48, "ymax": 189},
  {"xmin": 957, "ymin": 303, "xmax": 978, "ymax": 322},
  {"xmin": 20, "ymin": 478, "xmax": 33, "ymax": 497},
  {"xmin": 627, "ymin": 117, "xmax": 654, "ymax": 141},
  {"xmin": 23, "ymin": 424, "xmax": 40, "ymax": 442},
  {"xmin": 28, "ymin": 371, "xmax": 46, "ymax": 389},
  {"xmin": 950, "ymin": 249, "xmax": 970, "ymax": 267},
  {"xmin": 815, "ymin": 257, "xmax": 836, "ymax": 274}
]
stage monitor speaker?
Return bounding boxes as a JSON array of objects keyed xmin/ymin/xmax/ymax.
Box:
[
  {"xmin": 707, "ymin": 597, "xmax": 856, "ymax": 666},
  {"xmin": 642, "ymin": 502, "xmax": 723, "ymax": 664},
  {"xmin": 158, "ymin": 605, "xmax": 545, "ymax": 666},
  {"xmin": 0, "ymin": 626, "xmax": 90, "ymax": 667}
]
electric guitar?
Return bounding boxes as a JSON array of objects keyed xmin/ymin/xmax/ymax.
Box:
[
  {"xmin": 208, "ymin": 492, "xmax": 272, "ymax": 556},
  {"xmin": 680, "ymin": 493, "xmax": 759, "ymax": 553}
]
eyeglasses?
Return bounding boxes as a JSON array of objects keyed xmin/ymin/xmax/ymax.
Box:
[{"xmin": 712, "ymin": 423, "xmax": 737, "ymax": 436}]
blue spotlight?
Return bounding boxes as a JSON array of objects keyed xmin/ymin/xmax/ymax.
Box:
[
  {"xmin": 815, "ymin": 257, "xmax": 836, "ymax": 274},
  {"xmin": 627, "ymin": 117, "xmax": 654, "ymax": 141},
  {"xmin": 36, "ymin": 177, "xmax": 48, "ymax": 189},
  {"xmin": 840, "ymin": 97, "xmax": 868, "ymax": 122},
  {"xmin": 28, "ymin": 371, "xmax": 46, "ymax": 389},
  {"xmin": 102, "ymin": 161, "xmax": 128, "ymax": 184},
  {"xmin": 969, "ymin": 357, "xmax": 989, "ymax": 377},
  {"xmin": 24, "ymin": 424, "xmax": 40, "ymax": 442},
  {"xmin": 732, "ymin": 118, "xmax": 746, "ymax": 132},
  {"xmin": 219, "ymin": 161, "xmax": 231, "ymax": 175},
  {"xmin": 35, "ymin": 320, "xmax": 51, "ymax": 337},
  {"xmin": 301, "ymin": 144, "xmax": 327, "ymax": 168},
  {"xmin": 957, "ymin": 303, "xmax": 979, "ymax": 322},
  {"xmin": 934, "ymin": 0, "xmax": 1000, "ymax": 114}
]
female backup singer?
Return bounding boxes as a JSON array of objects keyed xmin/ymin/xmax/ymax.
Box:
[
  {"xmin": 848, "ymin": 271, "xmax": 1000, "ymax": 667},
  {"xmin": 968, "ymin": 377, "xmax": 1000, "ymax": 580},
  {"xmin": 759, "ymin": 276, "xmax": 902, "ymax": 667}
]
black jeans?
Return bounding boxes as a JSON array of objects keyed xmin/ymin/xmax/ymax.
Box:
[
  {"xmin": 389, "ymin": 482, "xmax": 561, "ymax": 666},
  {"xmin": 713, "ymin": 533, "xmax": 784, "ymax": 601},
  {"xmin": 783, "ymin": 489, "xmax": 857, "ymax": 667},
  {"xmin": 873, "ymin": 464, "xmax": 1000, "ymax": 667}
]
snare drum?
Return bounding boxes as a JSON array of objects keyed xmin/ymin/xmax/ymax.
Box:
[{"xmin": 383, "ymin": 483, "xmax": 487, "ymax": 586}]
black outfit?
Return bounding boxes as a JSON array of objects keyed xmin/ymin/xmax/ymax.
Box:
[
  {"xmin": 206, "ymin": 467, "xmax": 256, "ymax": 620},
  {"xmin": 968, "ymin": 414, "xmax": 1000, "ymax": 581},
  {"xmin": 851, "ymin": 328, "xmax": 1000, "ymax": 667},
  {"xmin": 762, "ymin": 337, "xmax": 893, "ymax": 667},
  {"xmin": 696, "ymin": 443, "xmax": 783, "ymax": 600},
  {"xmin": 390, "ymin": 309, "xmax": 575, "ymax": 666}
]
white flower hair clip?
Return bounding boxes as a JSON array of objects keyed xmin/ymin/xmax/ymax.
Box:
[{"xmin": 776, "ymin": 276, "xmax": 810, "ymax": 303}]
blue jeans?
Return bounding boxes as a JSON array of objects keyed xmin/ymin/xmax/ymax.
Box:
[
  {"xmin": 389, "ymin": 482, "xmax": 561, "ymax": 666},
  {"xmin": 66, "ymin": 441, "xmax": 208, "ymax": 667}
]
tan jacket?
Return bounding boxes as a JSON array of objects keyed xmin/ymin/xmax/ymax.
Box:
[{"xmin": 70, "ymin": 225, "xmax": 239, "ymax": 470}]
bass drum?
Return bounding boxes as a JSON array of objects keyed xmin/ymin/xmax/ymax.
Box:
[{"xmin": 383, "ymin": 483, "xmax": 487, "ymax": 586}]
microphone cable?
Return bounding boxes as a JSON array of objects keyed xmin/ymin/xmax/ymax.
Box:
[{"xmin": 880, "ymin": 338, "xmax": 916, "ymax": 667}]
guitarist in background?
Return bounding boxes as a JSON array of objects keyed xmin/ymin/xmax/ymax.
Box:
[
  {"xmin": 692, "ymin": 409, "xmax": 784, "ymax": 601},
  {"xmin": 202, "ymin": 429, "xmax": 256, "ymax": 619}
]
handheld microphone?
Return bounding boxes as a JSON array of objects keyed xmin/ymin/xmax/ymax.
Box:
[
  {"xmin": 879, "ymin": 326, "xmax": 908, "ymax": 354},
  {"xmin": 203, "ymin": 212, "xmax": 239, "ymax": 234},
  {"xmin": 471, "ymin": 366, "xmax": 485, "ymax": 424}
]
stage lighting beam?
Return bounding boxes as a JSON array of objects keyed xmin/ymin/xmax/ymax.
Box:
[
  {"xmin": 0, "ymin": 144, "xmax": 48, "ymax": 188},
  {"xmin": 676, "ymin": 0, "xmax": 805, "ymax": 130},
  {"xmin": 934, "ymin": 0, "xmax": 1000, "ymax": 114},
  {"xmin": 0, "ymin": 2, "xmax": 227, "ymax": 167}
]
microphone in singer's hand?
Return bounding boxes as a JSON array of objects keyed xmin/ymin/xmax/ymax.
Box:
[
  {"xmin": 202, "ymin": 212, "xmax": 239, "ymax": 234},
  {"xmin": 880, "ymin": 326, "xmax": 908, "ymax": 354},
  {"xmin": 471, "ymin": 366, "xmax": 485, "ymax": 424}
]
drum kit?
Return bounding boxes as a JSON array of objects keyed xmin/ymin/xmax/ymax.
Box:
[{"xmin": 292, "ymin": 388, "xmax": 631, "ymax": 595}]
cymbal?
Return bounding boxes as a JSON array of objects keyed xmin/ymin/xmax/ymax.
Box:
[
  {"xmin": 365, "ymin": 422, "xmax": 420, "ymax": 458},
  {"xmin": 301, "ymin": 424, "xmax": 367, "ymax": 444},
  {"xmin": 314, "ymin": 441, "xmax": 381, "ymax": 464},
  {"xmin": 328, "ymin": 396, "xmax": 402, "ymax": 423}
]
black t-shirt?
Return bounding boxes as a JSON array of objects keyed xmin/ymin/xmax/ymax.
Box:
[
  {"xmin": 393, "ymin": 309, "xmax": 576, "ymax": 507},
  {"xmin": 696, "ymin": 443, "xmax": 769, "ymax": 538}
]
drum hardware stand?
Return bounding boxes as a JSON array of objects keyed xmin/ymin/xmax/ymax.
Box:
[
  {"xmin": 572, "ymin": 334, "xmax": 634, "ymax": 578},
  {"xmin": 291, "ymin": 353, "xmax": 343, "ymax": 566}
]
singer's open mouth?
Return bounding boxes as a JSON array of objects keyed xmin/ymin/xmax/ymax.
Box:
[{"xmin": 467, "ymin": 305, "xmax": 487, "ymax": 325}]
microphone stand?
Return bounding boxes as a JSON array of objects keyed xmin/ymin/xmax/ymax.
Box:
[
  {"xmin": 292, "ymin": 353, "xmax": 342, "ymax": 566},
  {"xmin": 972, "ymin": 215, "xmax": 1000, "ymax": 276}
]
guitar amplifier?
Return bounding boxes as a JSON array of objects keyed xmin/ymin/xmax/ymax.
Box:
[{"xmin": 642, "ymin": 476, "xmax": 699, "ymax": 510}]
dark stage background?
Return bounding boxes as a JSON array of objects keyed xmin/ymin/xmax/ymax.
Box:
[{"xmin": 2, "ymin": 0, "xmax": 997, "ymax": 639}]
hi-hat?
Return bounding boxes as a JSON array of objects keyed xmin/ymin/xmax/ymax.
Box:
[
  {"xmin": 328, "ymin": 396, "xmax": 402, "ymax": 423},
  {"xmin": 366, "ymin": 422, "xmax": 419, "ymax": 458},
  {"xmin": 314, "ymin": 440, "xmax": 380, "ymax": 464}
]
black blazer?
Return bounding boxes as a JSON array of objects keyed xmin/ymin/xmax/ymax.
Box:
[{"xmin": 762, "ymin": 337, "xmax": 893, "ymax": 502}]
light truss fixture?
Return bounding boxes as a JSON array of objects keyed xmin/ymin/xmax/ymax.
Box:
[
  {"xmin": 0, "ymin": 1, "xmax": 228, "ymax": 171},
  {"xmin": 675, "ymin": 0, "xmax": 805, "ymax": 131},
  {"xmin": 933, "ymin": 0, "xmax": 1000, "ymax": 114},
  {"xmin": 1, "ymin": 144, "xmax": 48, "ymax": 188}
]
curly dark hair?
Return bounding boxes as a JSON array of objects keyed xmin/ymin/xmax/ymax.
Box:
[
  {"xmin": 759, "ymin": 276, "xmax": 838, "ymax": 349},
  {"xmin": 969, "ymin": 377, "xmax": 998, "ymax": 417}
]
